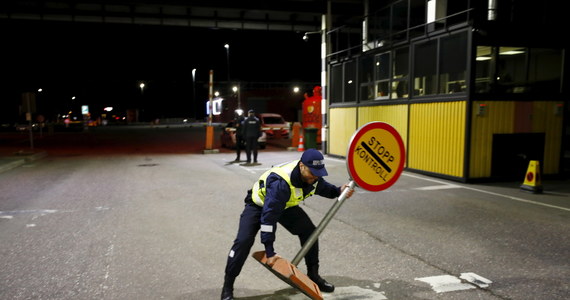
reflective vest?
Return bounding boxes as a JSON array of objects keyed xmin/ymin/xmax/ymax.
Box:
[{"xmin": 252, "ymin": 160, "xmax": 318, "ymax": 208}]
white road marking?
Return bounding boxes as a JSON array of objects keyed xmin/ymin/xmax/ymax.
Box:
[
  {"xmin": 414, "ymin": 185, "xmax": 461, "ymax": 191},
  {"xmin": 0, "ymin": 209, "xmax": 58, "ymax": 215},
  {"xmin": 283, "ymin": 286, "xmax": 387, "ymax": 299},
  {"xmin": 415, "ymin": 275, "xmax": 475, "ymax": 293},
  {"xmin": 403, "ymin": 173, "xmax": 570, "ymax": 212},
  {"xmin": 239, "ymin": 165, "xmax": 257, "ymax": 174},
  {"xmin": 460, "ymin": 272, "xmax": 492, "ymax": 288}
]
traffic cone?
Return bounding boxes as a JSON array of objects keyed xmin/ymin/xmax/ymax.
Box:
[
  {"xmin": 297, "ymin": 134, "xmax": 305, "ymax": 152},
  {"xmin": 520, "ymin": 160, "xmax": 543, "ymax": 194}
]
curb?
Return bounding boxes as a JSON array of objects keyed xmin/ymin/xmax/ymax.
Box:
[{"xmin": 0, "ymin": 151, "xmax": 48, "ymax": 174}]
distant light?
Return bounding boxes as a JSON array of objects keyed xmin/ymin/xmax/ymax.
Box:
[
  {"xmin": 235, "ymin": 109, "xmax": 244, "ymax": 116},
  {"xmin": 37, "ymin": 88, "xmax": 43, "ymax": 92},
  {"xmin": 183, "ymin": 119, "xmax": 188, "ymax": 123},
  {"xmin": 293, "ymin": 87, "xmax": 300, "ymax": 93},
  {"xmin": 214, "ymin": 91, "xmax": 220, "ymax": 97},
  {"xmin": 232, "ymin": 86, "xmax": 238, "ymax": 92},
  {"xmin": 103, "ymin": 107, "xmax": 113, "ymax": 112},
  {"xmin": 140, "ymin": 83, "xmax": 145, "ymax": 89},
  {"xmin": 347, "ymin": 80, "xmax": 353, "ymax": 84},
  {"xmin": 476, "ymin": 56, "xmax": 492, "ymax": 61},
  {"xmin": 71, "ymin": 96, "xmax": 76, "ymax": 100},
  {"xmin": 224, "ymin": 44, "xmax": 229, "ymax": 49},
  {"xmin": 500, "ymin": 50, "xmax": 524, "ymax": 55}
]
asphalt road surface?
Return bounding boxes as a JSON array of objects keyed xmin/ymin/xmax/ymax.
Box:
[{"xmin": 0, "ymin": 125, "xmax": 569, "ymax": 299}]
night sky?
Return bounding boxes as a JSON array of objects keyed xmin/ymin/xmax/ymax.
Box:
[{"xmin": 1, "ymin": 19, "xmax": 321, "ymax": 122}]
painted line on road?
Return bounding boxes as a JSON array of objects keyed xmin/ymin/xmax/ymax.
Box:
[
  {"xmin": 403, "ymin": 173, "xmax": 570, "ymax": 212},
  {"xmin": 460, "ymin": 272, "xmax": 492, "ymax": 288},
  {"xmin": 414, "ymin": 185, "xmax": 461, "ymax": 191},
  {"xmin": 281, "ymin": 286, "xmax": 387, "ymax": 299},
  {"xmin": 415, "ymin": 274, "xmax": 475, "ymax": 293}
]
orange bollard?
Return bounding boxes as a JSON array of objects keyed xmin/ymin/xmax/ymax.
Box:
[
  {"xmin": 291, "ymin": 122, "xmax": 301, "ymax": 148},
  {"xmin": 297, "ymin": 134, "xmax": 305, "ymax": 152}
]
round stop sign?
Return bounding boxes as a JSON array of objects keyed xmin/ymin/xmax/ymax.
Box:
[{"xmin": 346, "ymin": 122, "xmax": 405, "ymax": 192}]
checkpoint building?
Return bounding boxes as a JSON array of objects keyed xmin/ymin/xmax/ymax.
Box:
[{"xmin": 324, "ymin": 0, "xmax": 568, "ymax": 182}]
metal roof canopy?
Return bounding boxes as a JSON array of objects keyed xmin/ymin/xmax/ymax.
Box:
[{"xmin": 0, "ymin": 0, "xmax": 364, "ymax": 32}]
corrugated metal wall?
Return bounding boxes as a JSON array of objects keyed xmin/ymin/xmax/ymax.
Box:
[
  {"xmin": 329, "ymin": 100, "xmax": 563, "ymax": 180},
  {"xmin": 532, "ymin": 101, "xmax": 564, "ymax": 174},
  {"xmin": 357, "ymin": 104, "xmax": 409, "ymax": 167},
  {"xmin": 469, "ymin": 100, "xmax": 564, "ymax": 178},
  {"xmin": 328, "ymin": 107, "xmax": 357, "ymax": 156},
  {"xmin": 408, "ymin": 101, "xmax": 466, "ymax": 178}
]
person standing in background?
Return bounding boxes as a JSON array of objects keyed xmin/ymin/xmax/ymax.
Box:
[
  {"xmin": 242, "ymin": 109, "xmax": 261, "ymax": 164},
  {"xmin": 233, "ymin": 113, "xmax": 245, "ymax": 162}
]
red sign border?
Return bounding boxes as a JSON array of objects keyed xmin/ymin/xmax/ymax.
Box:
[{"xmin": 346, "ymin": 122, "xmax": 406, "ymax": 192}]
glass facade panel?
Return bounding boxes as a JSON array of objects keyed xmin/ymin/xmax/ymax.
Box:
[
  {"xmin": 475, "ymin": 46, "xmax": 492, "ymax": 93},
  {"xmin": 497, "ymin": 46, "xmax": 526, "ymax": 93},
  {"xmin": 330, "ymin": 64, "xmax": 343, "ymax": 103},
  {"xmin": 474, "ymin": 46, "xmax": 562, "ymax": 95},
  {"xmin": 359, "ymin": 56, "xmax": 375, "ymax": 100},
  {"xmin": 392, "ymin": 47, "xmax": 409, "ymax": 99},
  {"xmin": 414, "ymin": 40, "xmax": 437, "ymax": 96},
  {"xmin": 527, "ymin": 48, "xmax": 562, "ymax": 93},
  {"xmin": 439, "ymin": 32, "xmax": 467, "ymax": 94},
  {"xmin": 344, "ymin": 60, "xmax": 357, "ymax": 102},
  {"xmin": 375, "ymin": 53, "xmax": 390, "ymax": 99},
  {"xmin": 375, "ymin": 53, "xmax": 390, "ymax": 80}
]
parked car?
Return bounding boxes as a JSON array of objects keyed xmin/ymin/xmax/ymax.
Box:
[
  {"xmin": 258, "ymin": 113, "xmax": 290, "ymax": 139},
  {"xmin": 15, "ymin": 123, "xmax": 39, "ymax": 131},
  {"xmin": 220, "ymin": 120, "xmax": 267, "ymax": 149}
]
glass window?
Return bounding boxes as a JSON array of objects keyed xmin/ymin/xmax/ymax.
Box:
[
  {"xmin": 474, "ymin": 46, "xmax": 562, "ymax": 95},
  {"xmin": 497, "ymin": 46, "xmax": 526, "ymax": 93},
  {"xmin": 392, "ymin": 0, "xmax": 409, "ymax": 42},
  {"xmin": 344, "ymin": 60, "xmax": 357, "ymax": 102},
  {"xmin": 375, "ymin": 52, "xmax": 390, "ymax": 99},
  {"xmin": 527, "ymin": 48, "xmax": 562, "ymax": 93},
  {"xmin": 475, "ymin": 46, "xmax": 492, "ymax": 93},
  {"xmin": 330, "ymin": 64, "xmax": 343, "ymax": 103},
  {"xmin": 392, "ymin": 47, "xmax": 409, "ymax": 99},
  {"xmin": 439, "ymin": 32, "xmax": 467, "ymax": 94},
  {"xmin": 414, "ymin": 40, "xmax": 437, "ymax": 96},
  {"xmin": 359, "ymin": 56, "xmax": 375, "ymax": 100}
]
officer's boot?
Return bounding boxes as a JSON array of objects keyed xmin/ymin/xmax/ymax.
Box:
[
  {"xmin": 221, "ymin": 275, "xmax": 235, "ymax": 300},
  {"xmin": 307, "ymin": 265, "xmax": 335, "ymax": 293}
]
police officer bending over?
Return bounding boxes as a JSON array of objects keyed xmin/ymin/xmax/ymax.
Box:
[{"xmin": 221, "ymin": 149, "xmax": 355, "ymax": 300}]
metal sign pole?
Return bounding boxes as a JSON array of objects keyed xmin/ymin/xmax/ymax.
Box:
[{"xmin": 291, "ymin": 180, "xmax": 355, "ymax": 266}]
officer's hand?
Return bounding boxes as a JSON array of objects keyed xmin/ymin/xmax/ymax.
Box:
[
  {"xmin": 266, "ymin": 254, "xmax": 282, "ymax": 267},
  {"xmin": 341, "ymin": 183, "xmax": 355, "ymax": 199}
]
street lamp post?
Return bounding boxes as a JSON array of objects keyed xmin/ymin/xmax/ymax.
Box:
[
  {"xmin": 192, "ymin": 68, "xmax": 197, "ymax": 120},
  {"xmin": 224, "ymin": 44, "xmax": 230, "ymax": 82},
  {"xmin": 233, "ymin": 84, "xmax": 241, "ymax": 111}
]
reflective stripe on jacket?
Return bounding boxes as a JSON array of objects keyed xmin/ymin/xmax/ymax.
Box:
[{"xmin": 251, "ymin": 160, "xmax": 317, "ymax": 208}]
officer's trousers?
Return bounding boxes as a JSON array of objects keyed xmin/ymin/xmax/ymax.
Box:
[
  {"xmin": 224, "ymin": 202, "xmax": 319, "ymax": 278},
  {"xmin": 244, "ymin": 137, "xmax": 258, "ymax": 162}
]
